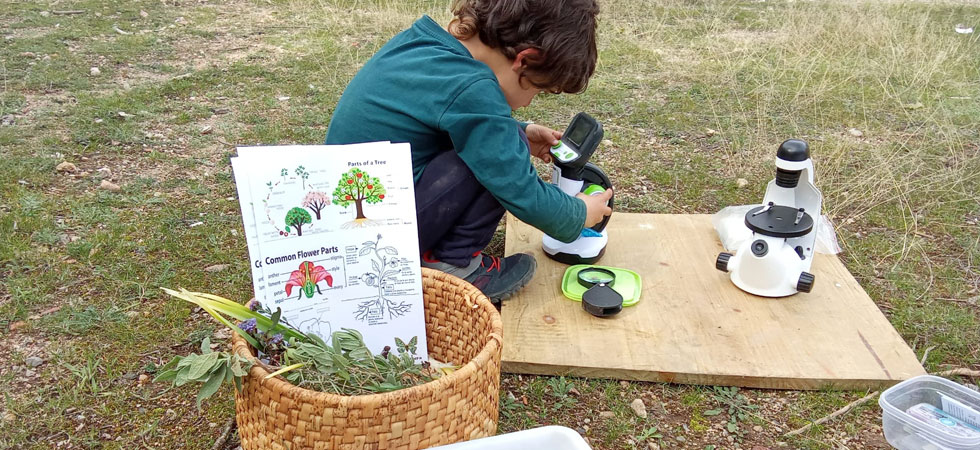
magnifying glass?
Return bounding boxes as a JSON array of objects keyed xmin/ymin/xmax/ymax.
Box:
[{"xmin": 577, "ymin": 267, "xmax": 623, "ymax": 317}]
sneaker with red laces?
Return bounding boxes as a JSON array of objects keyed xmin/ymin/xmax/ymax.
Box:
[{"xmin": 462, "ymin": 253, "xmax": 537, "ymax": 304}]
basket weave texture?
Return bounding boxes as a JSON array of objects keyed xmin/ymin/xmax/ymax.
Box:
[{"xmin": 231, "ymin": 268, "xmax": 503, "ymax": 450}]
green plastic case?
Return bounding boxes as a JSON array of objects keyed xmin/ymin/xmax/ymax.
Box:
[{"xmin": 561, "ymin": 264, "xmax": 642, "ymax": 307}]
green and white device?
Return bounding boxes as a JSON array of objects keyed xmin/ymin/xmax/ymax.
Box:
[{"xmin": 542, "ymin": 112, "xmax": 615, "ymax": 265}]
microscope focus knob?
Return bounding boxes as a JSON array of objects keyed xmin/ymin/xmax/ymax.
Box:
[
  {"xmin": 716, "ymin": 252, "xmax": 733, "ymax": 272},
  {"xmin": 797, "ymin": 272, "xmax": 815, "ymax": 293}
]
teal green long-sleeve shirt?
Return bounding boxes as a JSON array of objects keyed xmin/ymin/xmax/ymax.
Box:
[{"xmin": 325, "ymin": 16, "xmax": 586, "ymax": 243}]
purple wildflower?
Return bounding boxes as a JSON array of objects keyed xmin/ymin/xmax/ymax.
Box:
[
  {"xmin": 267, "ymin": 333, "xmax": 284, "ymax": 346},
  {"xmin": 249, "ymin": 301, "xmax": 262, "ymax": 311},
  {"xmin": 239, "ymin": 318, "xmax": 258, "ymax": 334}
]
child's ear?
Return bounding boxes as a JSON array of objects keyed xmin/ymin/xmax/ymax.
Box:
[{"xmin": 511, "ymin": 48, "xmax": 541, "ymax": 72}]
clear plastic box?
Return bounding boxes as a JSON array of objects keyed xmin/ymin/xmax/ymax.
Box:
[
  {"xmin": 427, "ymin": 426, "xmax": 591, "ymax": 450},
  {"xmin": 879, "ymin": 375, "xmax": 980, "ymax": 450}
]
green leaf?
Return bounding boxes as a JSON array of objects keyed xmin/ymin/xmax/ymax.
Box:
[
  {"xmin": 265, "ymin": 363, "xmax": 306, "ymax": 380},
  {"xmin": 703, "ymin": 408, "xmax": 723, "ymax": 416},
  {"xmin": 200, "ymin": 337, "xmax": 212, "ymax": 354},
  {"xmin": 196, "ymin": 365, "xmax": 227, "ymax": 410},
  {"xmin": 186, "ymin": 352, "xmax": 220, "ymax": 380},
  {"xmin": 726, "ymin": 422, "xmax": 737, "ymax": 433},
  {"xmin": 270, "ymin": 308, "xmax": 282, "ymax": 330}
]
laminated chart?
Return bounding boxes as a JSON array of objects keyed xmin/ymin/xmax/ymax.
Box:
[{"xmin": 231, "ymin": 143, "xmax": 426, "ymax": 359}]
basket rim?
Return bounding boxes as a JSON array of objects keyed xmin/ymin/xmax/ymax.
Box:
[{"xmin": 231, "ymin": 267, "xmax": 503, "ymax": 407}]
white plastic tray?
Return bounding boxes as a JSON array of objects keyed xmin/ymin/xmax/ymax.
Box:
[{"xmin": 428, "ymin": 426, "xmax": 591, "ymax": 450}]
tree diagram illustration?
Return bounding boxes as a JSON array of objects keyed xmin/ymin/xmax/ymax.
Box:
[
  {"xmin": 355, "ymin": 234, "xmax": 411, "ymax": 321},
  {"xmin": 332, "ymin": 168, "xmax": 386, "ymax": 227},
  {"xmin": 284, "ymin": 207, "xmax": 312, "ymax": 236},
  {"xmin": 302, "ymin": 191, "xmax": 330, "ymax": 220}
]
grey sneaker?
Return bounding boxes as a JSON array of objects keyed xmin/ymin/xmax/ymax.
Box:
[{"xmin": 462, "ymin": 253, "xmax": 537, "ymax": 304}]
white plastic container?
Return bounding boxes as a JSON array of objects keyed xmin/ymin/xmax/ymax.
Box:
[
  {"xmin": 879, "ymin": 375, "xmax": 980, "ymax": 450},
  {"xmin": 427, "ymin": 426, "xmax": 591, "ymax": 450}
]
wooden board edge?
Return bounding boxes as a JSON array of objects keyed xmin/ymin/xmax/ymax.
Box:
[{"xmin": 501, "ymin": 361, "xmax": 926, "ymax": 391}]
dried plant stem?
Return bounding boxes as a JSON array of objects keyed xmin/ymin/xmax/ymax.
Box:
[{"xmin": 783, "ymin": 391, "xmax": 880, "ymax": 438}]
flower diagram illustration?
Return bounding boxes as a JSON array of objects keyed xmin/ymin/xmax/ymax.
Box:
[
  {"xmin": 355, "ymin": 234, "xmax": 411, "ymax": 321},
  {"xmin": 285, "ymin": 261, "xmax": 333, "ymax": 300}
]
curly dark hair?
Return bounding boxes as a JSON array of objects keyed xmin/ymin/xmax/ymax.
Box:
[{"xmin": 449, "ymin": 0, "xmax": 600, "ymax": 94}]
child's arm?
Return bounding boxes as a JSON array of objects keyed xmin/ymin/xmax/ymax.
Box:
[{"xmin": 439, "ymin": 79, "xmax": 587, "ymax": 243}]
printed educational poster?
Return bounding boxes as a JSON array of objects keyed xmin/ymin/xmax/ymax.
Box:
[{"xmin": 231, "ymin": 143, "xmax": 426, "ymax": 359}]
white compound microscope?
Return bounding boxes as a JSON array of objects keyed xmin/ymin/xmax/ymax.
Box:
[{"xmin": 715, "ymin": 139, "xmax": 823, "ymax": 297}]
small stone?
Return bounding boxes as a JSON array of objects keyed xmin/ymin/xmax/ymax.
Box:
[
  {"xmin": 583, "ymin": 418, "xmax": 590, "ymax": 424},
  {"xmin": 25, "ymin": 356, "xmax": 44, "ymax": 368},
  {"xmin": 20, "ymin": 52, "xmax": 36, "ymax": 58},
  {"xmin": 706, "ymin": 128, "xmax": 718, "ymax": 136},
  {"xmin": 99, "ymin": 180, "xmax": 121, "ymax": 192},
  {"xmin": 138, "ymin": 374, "xmax": 149, "ymax": 384},
  {"xmin": 139, "ymin": 10, "xmax": 148, "ymax": 18},
  {"xmin": 24, "ymin": 369, "xmax": 37, "ymax": 377},
  {"xmin": 575, "ymin": 427, "xmax": 586, "ymax": 435},
  {"xmin": 89, "ymin": 67, "xmax": 101, "ymax": 76},
  {"xmin": 213, "ymin": 328, "xmax": 232, "ymax": 340},
  {"xmin": 648, "ymin": 442, "xmax": 661, "ymax": 450},
  {"xmin": 208, "ymin": 422, "xmax": 217, "ymax": 428},
  {"xmin": 121, "ymin": 372, "xmax": 137, "ymax": 381},
  {"xmin": 736, "ymin": 178, "xmax": 749, "ymax": 188},
  {"xmin": 599, "ymin": 411, "xmax": 615, "ymax": 419},
  {"xmin": 200, "ymin": 125, "xmax": 213, "ymax": 135},
  {"xmin": 40, "ymin": 11, "xmax": 51, "ymax": 17},
  {"xmin": 630, "ymin": 398, "xmax": 648, "ymax": 418},
  {"xmin": 753, "ymin": 425, "xmax": 763, "ymax": 432},
  {"xmin": 675, "ymin": 436, "xmax": 686, "ymax": 442},
  {"xmin": 1, "ymin": 115, "xmax": 13, "ymax": 126},
  {"xmin": 56, "ymin": 162, "xmax": 78, "ymax": 173},
  {"xmin": 277, "ymin": 96, "xmax": 290, "ymax": 101},
  {"xmin": 602, "ymin": 139, "xmax": 613, "ymax": 147},
  {"xmin": 117, "ymin": 111, "xmax": 133, "ymax": 118},
  {"xmin": 174, "ymin": 16, "xmax": 189, "ymax": 25},
  {"xmin": 620, "ymin": 380, "xmax": 630, "ymax": 388},
  {"xmin": 847, "ymin": 128, "xmax": 863, "ymax": 137},
  {"xmin": 94, "ymin": 118, "xmax": 103, "ymax": 124},
  {"xmin": 204, "ymin": 264, "xmax": 229, "ymax": 273}
]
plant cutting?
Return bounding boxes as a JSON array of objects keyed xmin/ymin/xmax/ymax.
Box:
[{"xmin": 156, "ymin": 288, "xmax": 441, "ymax": 406}]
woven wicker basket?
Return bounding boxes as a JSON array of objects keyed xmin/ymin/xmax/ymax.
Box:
[{"xmin": 231, "ymin": 268, "xmax": 503, "ymax": 450}]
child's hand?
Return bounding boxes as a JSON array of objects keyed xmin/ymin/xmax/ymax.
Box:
[
  {"xmin": 525, "ymin": 124, "xmax": 562, "ymax": 163},
  {"xmin": 577, "ymin": 189, "xmax": 614, "ymax": 228}
]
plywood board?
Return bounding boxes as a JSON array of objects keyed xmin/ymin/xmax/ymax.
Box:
[{"xmin": 502, "ymin": 213, "xmax": 924, "ymax": 390}]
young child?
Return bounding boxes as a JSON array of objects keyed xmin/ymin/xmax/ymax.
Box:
[{"xmin": 325, "ymin": 0, "xmax": 612, "ymax": 303}]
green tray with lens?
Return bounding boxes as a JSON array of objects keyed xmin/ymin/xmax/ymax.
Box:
[{"xmin": 561, "ymin": 264, "xmax": 642, "ymax": 307}]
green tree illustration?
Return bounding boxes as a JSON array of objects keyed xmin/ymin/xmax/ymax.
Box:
[
  {"xmin": 284, "ymin": 207, "xmax": 312, "ymax": 236},
  {"xmin": 332, "ymin": 168, "xmax": 386, "ymax": 220},
  {"xmin": 295, "ymin": 165, "xmax": 310, "ymax": 189}
]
